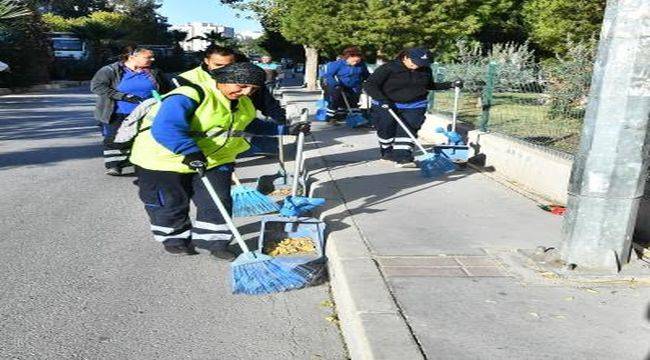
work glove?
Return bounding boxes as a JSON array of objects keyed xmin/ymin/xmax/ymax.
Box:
[
  {"xmin": 182, "ymin": 151, "xmax": 208, "ymax": 171},
  {"xmin": 123, "ymin": 94, "xmax": 144, "ymax": 104},
  {"xmin": 287, "ymin": 121, "xmax": 311, "ymax": 135},
  {"xmin": 452, "ymin": 78, "xmax": 464, "ymax": 89}
]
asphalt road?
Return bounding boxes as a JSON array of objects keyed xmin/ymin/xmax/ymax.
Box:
[{"xmin": 0, "ymin": 87, "xmax": 346, "ymax": 360}]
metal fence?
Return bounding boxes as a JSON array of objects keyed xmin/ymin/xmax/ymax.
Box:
[{"xmin": 428, "ymin": 62, "xmax": 585, "ymax": 155}]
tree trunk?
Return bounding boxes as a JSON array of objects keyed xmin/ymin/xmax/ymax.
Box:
[{"xmin": 303, "ymin": 45, "xmax": 318, "ymax": 90}]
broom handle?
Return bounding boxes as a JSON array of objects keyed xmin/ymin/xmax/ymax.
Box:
[
  {"xmin": 452, "ymin": 86, "xmax": 460, "ymax": 132},
  {"xmin": 336, "ymin": 75, "xmax": 352, "ymax": 113},
  {"xmin": 199, "ymin": 170, "xmax": 251, "ymax": 254},
  {"xmin": 278, "ymin": 133, "xmax": 285, "ymax": 173},
  {"xmin": 298, "ymin": 109, "xmax": 309, "ymax": 175},
  {"xmin": 231, "ymin": 172, "xmax": 242, "ymax": 186},
  {"xmin": 292, "ymin": 131, "xmax": 305, "ymax": 197},
  {"xmin": 387, "ymin": 108, "xmax": 429, "ymax": 155}
]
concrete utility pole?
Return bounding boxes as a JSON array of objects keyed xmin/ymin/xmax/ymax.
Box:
[{"xmin": 561, "ymin": 0, "xmax": 650, "ymax": 271}]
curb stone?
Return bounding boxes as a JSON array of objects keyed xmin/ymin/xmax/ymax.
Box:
[{"xmin": 306, "ymin": 131, "xmax": 425, "ymax": 360}]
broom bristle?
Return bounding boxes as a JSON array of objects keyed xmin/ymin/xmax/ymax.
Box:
[
  {"xmin": 232, "ymin": 185, "xmax": 280, "ymax": 217},
  {"xmin": 419, "ymin": 153, "xmax": 457, "ymax": 178},
  {"xmin": 231, "ymin": 252, "xmax": 311, "ymax": 295}
]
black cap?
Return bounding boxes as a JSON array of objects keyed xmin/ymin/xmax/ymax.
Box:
[
  {"xmin": 406, "ymin": 47, "xmax": 432, "ymax": 67},
  {"xmin": 209, "ymin": 62, "xmax": 266, "ymax": 86}
]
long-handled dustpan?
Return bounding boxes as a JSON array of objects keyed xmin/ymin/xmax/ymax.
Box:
[
  {"xmin": 258, "ymin": 131, "xmax": 327, "ymax": 288},
  {"xmin": 386, "ymin": 107, "xmax": 457, "ymax": 178},
  {"xmin": 435, "ymin": 86, "xmax": 470, "ymax": 163}
]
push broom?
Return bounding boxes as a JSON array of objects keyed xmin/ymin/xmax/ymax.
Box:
[
  {"xmin": 386, "ymin": 107, "xmax": 457, "ymax": 178},
  {"xmin": 196, "ymin": 167, "xmax": 310, "ymax": 295}
]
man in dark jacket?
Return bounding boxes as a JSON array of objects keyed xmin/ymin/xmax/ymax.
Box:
[
  {"xmin": 174, "ymin": 45, "xmax": 286, "ymax": 156},
  {"xmin": 90, "ymin": 46, "xmax": 171, "ymax": 175},
  {"xmin": 363, "ymin": 47, "xmax": 462, "ymax": 167}
]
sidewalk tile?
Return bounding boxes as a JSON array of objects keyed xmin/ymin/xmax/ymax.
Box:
[{"xmin": 383, "ymin": 266, "xmax": 467, "ymax": 277}]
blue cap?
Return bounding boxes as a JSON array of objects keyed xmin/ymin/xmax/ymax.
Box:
[{"xmin": 406, "ymin": 48, "xmax": 432, "ymax": 67}]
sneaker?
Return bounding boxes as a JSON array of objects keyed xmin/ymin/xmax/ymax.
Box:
[
  {"xmin": 211, "ymin": 248, "xmax": 237, "ymax": 261},
  {"xmin": 105, "ymin": 167, "xmax": 122, "ymax": 176},
  {"xmin": 164, "ymin": 244, "xmax": 199, "ymax": 255},
  {"xmin": 394, "ymin": 158, "xmax": 417, "ymax": 168}
]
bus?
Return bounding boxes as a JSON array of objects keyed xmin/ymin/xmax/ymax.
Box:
[{"xmin": 49, "ymin": 32, "xmax": 87, "ymax": 60}]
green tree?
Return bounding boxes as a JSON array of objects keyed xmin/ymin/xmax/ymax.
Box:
[
  {"xmin": 522, "ymin": 0, "xmax": 606, "ymax": 55},
  {"xmin": 0, "ymin": 0, "xmax": 31, "ymax": 22},
  {"xmin": 0, "ymin": 1, "xmax": 51, "ymax": 86},
  {"xmin": 34, "ymin": 0, "xmax": 110, "ymax": 18}
]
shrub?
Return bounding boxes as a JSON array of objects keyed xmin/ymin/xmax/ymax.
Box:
[{"xmin": 543, "ymin": 37, "xmax": 597, "ymax": 118}]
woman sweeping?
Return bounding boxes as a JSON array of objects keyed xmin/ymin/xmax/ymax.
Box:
[
  {"xmin": 363, "ymin": 47, "xmax": 462, "ymax": 167},
  {"xmin": 129, "ymin": 62, "xmax": 309, "ymax": 258},
  {"xmin": 323, "ymin": 46, "xmax": 370, "ymax": 125}
]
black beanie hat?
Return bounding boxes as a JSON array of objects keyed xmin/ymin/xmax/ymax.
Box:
[{"xmin": 209, "ymin": 62, "xmax": 266, "ymax": 87}]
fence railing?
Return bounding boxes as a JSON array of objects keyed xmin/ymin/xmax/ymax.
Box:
[{"xmin": 428, "ymin": 62, "xmax": 585, "ymax": 155}]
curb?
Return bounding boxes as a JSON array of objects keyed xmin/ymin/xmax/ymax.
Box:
[
  {"xmin": 306, "ymin": 131, "xmax": 425, "ymax": 360},
  {"xmin": 0, "ymin": 80, "xmax": 90, "ymax": 96}
]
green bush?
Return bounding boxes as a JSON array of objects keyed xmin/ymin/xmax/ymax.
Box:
[
  {"xmin": 543, "ymin": 37, "xmax": 596, "ymax": 118},
  {"xmin": 441, "ymin": 40, "xmax": 539, "ymax": 93}
]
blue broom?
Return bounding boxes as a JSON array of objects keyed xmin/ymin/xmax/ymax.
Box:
[
  {"xmin": 386, "ymin": 107, "xmax": 457, "ymax": 178},
  {"xmin": 231, "ymin": 172, "xmax": 280, "ymax": 217},
  {"xmin": 197, "ymin": 168, "xmax": 310, "ymax": 295}
]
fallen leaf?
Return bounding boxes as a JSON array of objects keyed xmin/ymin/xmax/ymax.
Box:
[
  {"xmin": 320, "ymin": 299, "xmax": 334, "ymax": 308},
  {"xmin": 585, "ymin": 288, "xmax": 599, "ymax": 294},
  {"xmin": 564, "ymin": 296, "xmax": 575, "ymax": 301}
]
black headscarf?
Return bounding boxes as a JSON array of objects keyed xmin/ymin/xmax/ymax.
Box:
[{"xmin": 209, "ymin": 62, "xmax": 266, "ymax": 87}]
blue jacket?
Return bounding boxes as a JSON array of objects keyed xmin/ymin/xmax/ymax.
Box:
[{"xmin": 323, "ymin": 59, "xmax": 370, "ymax": 93}]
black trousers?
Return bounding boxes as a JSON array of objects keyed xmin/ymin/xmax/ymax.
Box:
[
  {"xmin": 370, "ymin": 105, "xmax": 427, "ymax": 160},
  {"xmin": 326, "ymin": 87, "xmax": 360, "ymax": 120},
  {"xmin": 136, "ymin": 164, "xmax": 234, "ymax": 251},
  {"xmin": 101, "ymin": 113, "xmax": 131, "ymax": 169}
]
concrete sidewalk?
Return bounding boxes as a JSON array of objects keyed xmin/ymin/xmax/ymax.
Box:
[{"xmin": 283, "ymin": 90, "xmax": 650, "ymax": 359}]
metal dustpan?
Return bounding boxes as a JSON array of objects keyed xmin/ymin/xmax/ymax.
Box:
[
  {"xmin": 258, "ymin": 131, "xmax": 327, "ymax": 286},
  {"xmin": 434, "ymin": 86, "xmax": 469, "ymax": 163}
]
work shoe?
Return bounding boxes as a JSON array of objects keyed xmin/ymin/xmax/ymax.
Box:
[
  {"xmin": 378, "ymin": 152, "xmax": 395, "ymax": 163},
  {"xmin": 105, "ymin": 167, "xmax": 122, "ymax": 176},
  {"xmin": 164, "ymin": 244, "xmax": 199, "ymax": 255},
  {"xmin": 394, "ymin": 158, "xmax": 417, "ymax": 168},
  {"xmin": 211, "ymin": 248, "xmax": 237, "ymax": 261}
]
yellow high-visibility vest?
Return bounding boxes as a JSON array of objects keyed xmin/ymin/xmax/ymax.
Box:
[{"xmin": 130, "ymin": 80, "xmax": 256, "ymax": 173}]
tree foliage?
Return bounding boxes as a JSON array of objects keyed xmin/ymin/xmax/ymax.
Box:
[
  {"xmin": 522, "ymin": 0, "xmax": 606, "ymax": 55},
  {"xmin": 221, "ymin": 0, "xmax": 607, "ymax": 61},
  {"xmin": 0, "ymin": 1, "xmax": 51, "ymax": 86}
]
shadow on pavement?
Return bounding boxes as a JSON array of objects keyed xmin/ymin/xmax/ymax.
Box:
[{"xmin": 0, "ymin": 143, "xmax": 100, "ymax": 169}]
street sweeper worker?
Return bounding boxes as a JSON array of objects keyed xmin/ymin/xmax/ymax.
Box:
[
  {"xmin": 363, "ymin": 47, "xmax": 463, "ymax": 167},
  {"xmin": 129, "ymin": 62, "xmax": 310, "ymax": 259},
  {"xmin": 323, "ymin": 46, "xmax": 370, "ymax": 125},
  {"xmin": 91, "ymin": 45, "xmax": 171, "ymax": 176},
  {"xmin": 175, "ymin": 45, "xmax": 286, "ymax": 155}
]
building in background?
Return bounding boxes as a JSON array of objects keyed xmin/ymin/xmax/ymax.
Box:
[{"xmin": 170, "ymin": 22, "xmax": 235, "ymax": 52}]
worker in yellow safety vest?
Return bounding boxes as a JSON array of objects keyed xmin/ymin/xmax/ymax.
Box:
[{"xmin": 130, "ymin": 62, "xmax": 310, "ymax": 258}]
